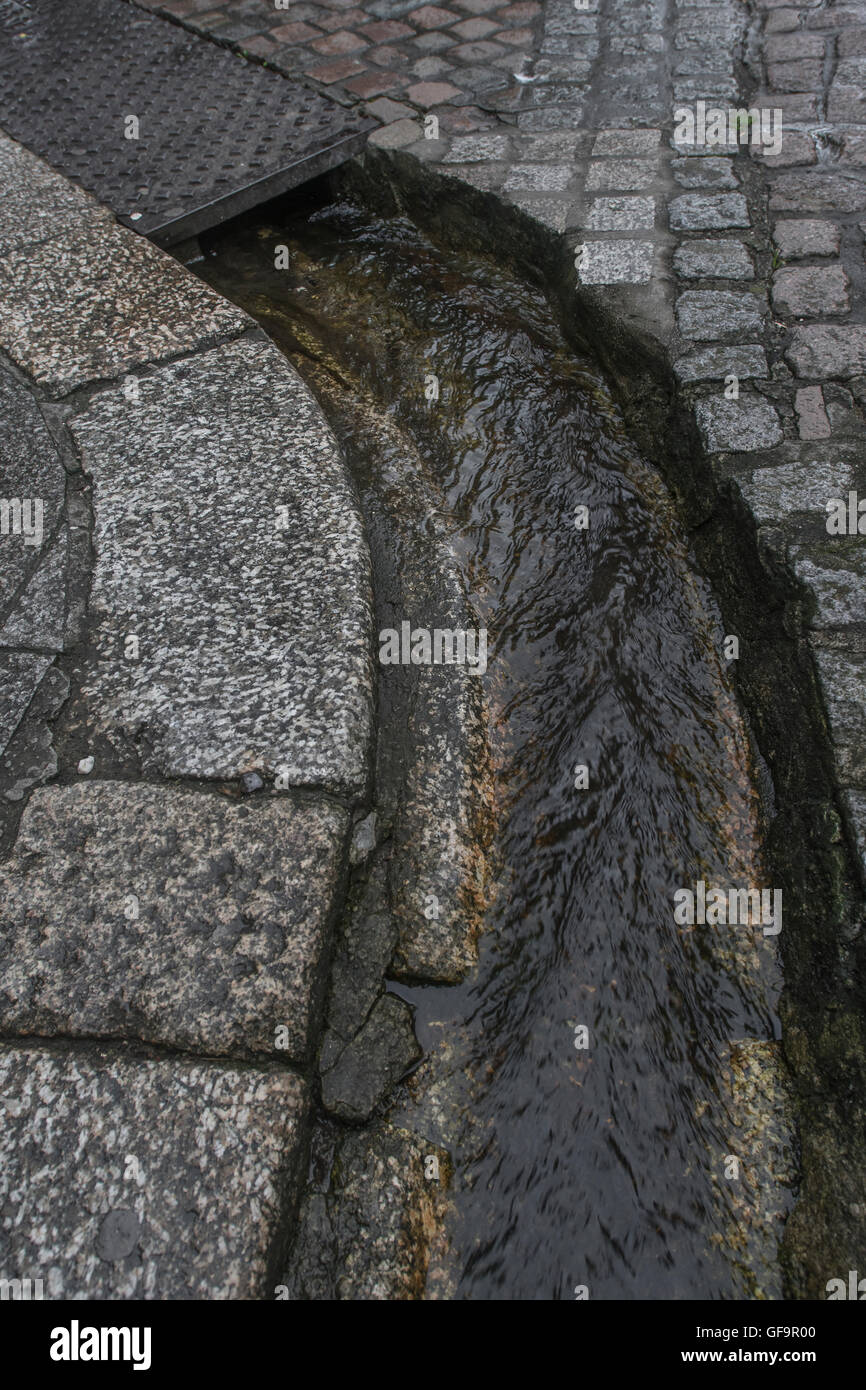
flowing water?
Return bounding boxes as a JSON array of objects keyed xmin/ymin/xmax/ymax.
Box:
[{"xmin": 199, "ymin": 192, "xmax": 790, "ymax": 1300}]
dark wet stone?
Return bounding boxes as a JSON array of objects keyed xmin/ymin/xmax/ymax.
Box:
[
  {"xmin": 0, "ymin": 783, "xmax": 348, "ymax": 1059},
  {"xmin": 96, "ymin": 1209, "xmax": 141, "ymax": 1263},
  {"xmin": 321, "ymin": 993, "xmax": 422, "ymax": 1122}
]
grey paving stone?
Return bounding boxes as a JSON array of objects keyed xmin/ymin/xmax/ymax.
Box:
[
  {"xmin": 772, "ymin": 264, "xmax": 851, "ymax": 317},
  {"xmin": 0, "ymin": 782, "xmax": 348, "ymax": 1059},
  {"xmin": 842, "ymin": 131, "xmax": 866, "ymax": 164},
  {"xmin": 0, "ymin": 373, "xmax": 65, "ymax": 618},
  {"xmin": 545, "ymin": 6, "xmax": 599, "ymax": 35},
  {"xmin": 738, "ymin": 457, "xmax": 854, "ymax": 524},
  {"xmin": 0, "ymin": 1045, "xmax": 308, "ymax": 1299},
  {"xmin": 585, "ymin": 158, "xmax": 656, "ymax": 190},
  {"xmin": 441, "ymin": 132, "xmax": 511, "ymax": 161},
  {"xmin": 0, "ymin": 133, "xmax": 114, "ymax": 257},
  {"xmin": 765, "ymin": 31, "xmax": 825, "ymax": 60},
  {"xmin": 673, "ymin": 343, "xmax": 769, "ymax": 383},
  {"xmin": 673, "ymin": 239, "xmax": 754, "ymax": 279},
  {"xmin": 792, "ymin": 552, "xmax": 866, "ymax": 630},
  {"xmin": 669, "ymin": 193, "xmax": 750, "ymax": 230},
  {"xmin": 591, "ymin": 128, "xmax": 660, "ymax": 156},
  {"xmin": 754, "ymin": 90, "xmax": 819, "ymax": 121},
  {"xmin": 814, "ymin": 648, "xmax": 866, "ymax": 784},
  {"xmin": 577, "ymin": 238, "xmax": 654, "ymax": 284},
  {"xmin": 671, "ymin": 135, "xmax": 742, "ymax": 158},
  {"xmin": 321, "ymin": 993, "xmax": 421, "ymax": 1122},
  {"xmin": 676, "ymin": 290, "xmax": 765, "ymax": 339},
  {"xmin": 0, "ymin": 528, "xmax": 68, "ymax": 652},
  {"xmin": 767, "ymin": 57, "xmax": 824, "ymax": 91},
  {"xmin": 514, "ymin": 131, "xmax": 588, "ymax": 160},
  {"xmin": 504, "ymin": 194, "xmax": 569, "ymax": 231},
  {"xmin": 674, "ymin": 76, "xmax": 740, "ymax": 102},
  {"xmin": 695, "ymin": 396, "xmax": 783, "ymax": 452},
  {"xmin": 502, "ymin": 163, "xmax": 574, "ymax": 192},
  {"xmin": 368, "ymin": 118, "xmax": 422, "ymax": 149},
  {"xmin": 828, "ymin": 56, "xmax": 866, "ymax": 121},
  {"xmin": 0, "ymin": 652, "xmax": 51, "ymax": 757},
  {"xmin": 773, "ymin": 219, "xmax": 841, "ymax": 258},
  {"xmin": 517, "ymin": 105, "xmax": 586, "ymax": 131},
  {"xmin": 794, "ymin": 385, "xmax": 832, "ymax": 440},
  {"xmin": 764, "ymin": 10, "xmax": 800, "ymax": 34},
  {"xmin": 752, "ymin": 131, "xmax": 817, "ymax": 168},
  {"xmin": 0, "ymin": 222, "xmax": 249, "ymax": 396},
  {"xmin": 671, "ymin": 156, "xmax": 738, "ymax": 189},
  {"xmin": 769, "ymin": 171, "xmax": 866, "ymax": 215},
  {"xmin": 674, "ymin": 48, "xmax": 734, "ymax": 76},
  {"xmin": 444, "ymin": 164, "xmax": 505, "ymax": 192},
  {"xmin": 585, "ymin": 195, "xmax": 655, "ymax": 229},
  {"xmin": 539, "ymin": 35, "xmax": 600, "ymax": 60},
  {"xmin": 0, "ymin": 664, "xmax": 67, "ymax": 806},
  {"xmin": 71, "ymin": 339, "xmax": 373, "ymax": 791},
  {"xmin": 787, "ymin": 325, "xmax": 866, "ymax": 378}
]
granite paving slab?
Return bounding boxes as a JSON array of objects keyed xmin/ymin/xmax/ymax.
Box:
[
  {"xmin": 71, "ymin": 338, "xmax": 374, "ymax": 793},
  {"xmin": 0, "ymin": 1045, "xmax": 308, "ymax": 1299},
  {"xmin": 0, "ymin": 783, "xmax": 348, "ymax": 1060},
  {"xmin": 0, "ymin": 220, "xmax": 250, "ymax": 396}
]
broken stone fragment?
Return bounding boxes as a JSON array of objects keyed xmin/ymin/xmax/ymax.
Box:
[
  {"xmin": 282, "ymin": 1122, "xmax": 452, "ymax": 1300},
  {"xmin": 321, "ymin": 993, "xmax": 422, "ymax": 1123}
]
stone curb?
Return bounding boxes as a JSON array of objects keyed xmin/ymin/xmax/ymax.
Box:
[{"xmin": 0, "ymin": 127, "xmax": 375, "ymax": 1296}]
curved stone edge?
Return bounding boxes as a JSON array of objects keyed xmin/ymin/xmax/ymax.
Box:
[{"xmin": 0, "ymin": 127, "xmax": 376, "ymax": 1296}]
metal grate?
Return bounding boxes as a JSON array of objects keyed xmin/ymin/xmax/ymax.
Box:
[{"xmin": 0, "ymin": 0, "xmax": 374, "ymax": 244}]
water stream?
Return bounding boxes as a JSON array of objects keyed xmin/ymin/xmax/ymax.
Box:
[{"xmin": 198, "ymin": 191, "xmax": 791, "ymax": 1300}]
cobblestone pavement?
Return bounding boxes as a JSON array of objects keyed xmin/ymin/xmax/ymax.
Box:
[{"xmin": 2, "ymin": 0, "xmax": 866, "ymax": 1299}]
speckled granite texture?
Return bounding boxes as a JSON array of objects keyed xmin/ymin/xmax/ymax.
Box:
[
  {"xmin": 0, "ymin": 783, "xmax": 348, "ymax": 1060},
  {"xmin": 0, "ymin": 123, "xmax": 372, "ymax": 1297},
  {"xmin": 0, "ymin": 1046, "xmax": 308, "ymax": 1299},
  {"xmin": 71, "ymin": 338, "xmax": 373, "ymax": 793}
]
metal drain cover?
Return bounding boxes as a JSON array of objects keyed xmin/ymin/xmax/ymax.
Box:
[{"xmin": 0, "ymin": 0, "xmax": 374, "ymax": 244}]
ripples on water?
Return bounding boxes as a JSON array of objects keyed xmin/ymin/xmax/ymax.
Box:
[{"xmin": 200, "ymin": 198, "xmax": 785, "ymax": 1300}]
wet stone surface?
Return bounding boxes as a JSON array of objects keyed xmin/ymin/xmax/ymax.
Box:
[
  {"xmin": 0, "ymin": 1045, "xmax": 308, "ymax": 1299},
  {"xmin": 321, "ymin": 993, "xmax": 422, "ymax": 1122},
  {"xmin": 0, "ymin": 371, "xmax": 66, "ymax": 618},
  {"xmin": 673, "ymin": 239, "xmax": 754, "ymax": 280},
  {"xmin": 0, "ymin": 132, "xmax": 115, "ymax": 257},
  {"xmin": 0, "ymin": 782, "xmax": 348, "ymax": 1060},
  {"xmin": 70, "ymin": 338, "xmax": 374, "ymax": 794},
  {"xmin": 7, "ymin": 0, "xmax": 866, "ymax": 1304},
  {"xmin": 676, "ymin": 290, "xmax": 766, "ymax": 340},
  {"xmin": 0, "ymin": 222, "xmax": 249, "ymax": 396},
  {"xmin": 283, "ymin": 1122, "xmax": 452, "ymax": 1300},
  {"xmin": 695, "ymin": 396, "xmax": 784, "ymax": 453}
]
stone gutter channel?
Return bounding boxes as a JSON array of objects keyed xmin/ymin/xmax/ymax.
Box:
[{"xmin": 0, "ymin": 0, "xmax": 865, "ymax": 1300}]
